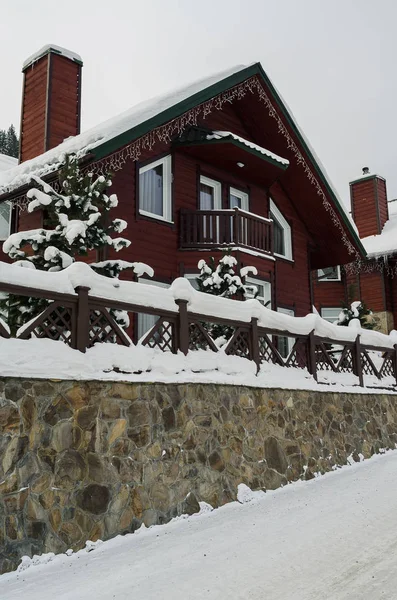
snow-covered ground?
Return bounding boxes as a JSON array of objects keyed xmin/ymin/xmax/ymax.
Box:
[{"xmin": 2, "ymin": 450, "xmax": 397, "ymax": 599}]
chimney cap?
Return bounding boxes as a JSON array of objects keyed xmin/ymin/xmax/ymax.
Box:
[
  {"xmin": 362, "ymin": 166, "xmax": 370, "ymax": 175},
  {"xmin": 22, "ymin": 44, "xmax": 83, "ymax": 71}
]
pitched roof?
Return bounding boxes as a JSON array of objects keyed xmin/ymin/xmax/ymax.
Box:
[
  {"xmin": 0, "ymin": 154, "xmax": 17, "ymax": 172},
  {"xmin": 0, "ymin": 61, "xmax": 365, "ymax": 258}
]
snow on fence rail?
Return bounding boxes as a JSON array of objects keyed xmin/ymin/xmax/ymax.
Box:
[{"xmin": 0, "ymin": 261, "xmax": 396, "ymax": 387}]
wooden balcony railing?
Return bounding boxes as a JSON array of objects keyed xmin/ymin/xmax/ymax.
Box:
[{"xmin": 180, "ymin": 208, "xmax": 273, "ymax": 255}]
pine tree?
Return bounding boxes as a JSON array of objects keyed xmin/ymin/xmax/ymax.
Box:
[
  {"xmin": 337, "ymin": 300, "xmax": 375, "ymax": 330},
  {"xmin": 5, "ymin": 125, "xmax": 19, "ymax": 158},
  {"xmin": 196, "ymin": 252, "xmax": 258, "ymax": 341},
  {"xmin": 0, "ymin": 125, "xmax": 19, "ymax": 158},
  {"xmin": 1, "ymin": 154, "xmax": 151, "ymax": 333}
]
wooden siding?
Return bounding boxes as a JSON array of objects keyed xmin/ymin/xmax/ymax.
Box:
[
  {"xmin": 47, "ymin": 54, "xmax": 81, "ymax": 149},
  {"xmin": 312, "ymin": 276, "xmax": 347, "ymax": 310}
]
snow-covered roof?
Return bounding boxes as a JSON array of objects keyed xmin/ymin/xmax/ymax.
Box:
[
  {"xmin": 0, "ymin": 153, "xmax": 17, "ymax": 172},
  {"xmin": 362, "ymin": 200, "xmax": 397, "ymax": 259},
  {"xmin": 23, "ymin": 44, "xmax": 83, "ymax": 70},
  {"xmin": 0, "ymin": 64, "xmax": 248, "ymax": 195},
  {"xmin": 206, "ymin": 131, "xmax": 289, "ymax": 167},
  {"xmin": 349, "ymin": 171, "xmax": 386, "ymax": 186}
]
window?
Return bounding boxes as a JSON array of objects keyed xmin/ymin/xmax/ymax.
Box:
[
  {"xmin": 320, "ymin": 307, "xmax": 341, "ymax": 324},
  {"xmin": 245, "ymin": 277, "xmax": 271, "ymax": 307},
  {"xmin": 277, "ymin": 307, "xmax": 295, "ymax": 358},
  {"xmin": 229, "ymin": 187, "xmax": 249, "ymax": 211},
  {"xmin": 199, "ymin": 176, "xmax": 221, "ymax": 210},
  {"xmin": 269, "ymin": 199, "xmax": 292, "ymax": 260},
  {"xmin": 137, "ymin": 279, "xmax": 170, "ymax": 340},
  {"xmin": 0, "ymin": 202, "xmax": 11, "ymax": 240},
  {"xmin": 139, "ymin": 155, "xmax": 172, "ymax": 222},
  {"xmin": 184, "ymin": 274, "xmax": 200, "ymax": 290},
  {"xmin": 317, "ymin": 266, "xmax": 341, "ymax": 281}
]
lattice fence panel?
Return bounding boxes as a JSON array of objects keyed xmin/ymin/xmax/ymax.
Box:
[
  {"xmin": 379, "ymin": 353, "xmax": 395, "ymax": 378},
  {"xmin": 285, "ymin": 338, "xmax": 309, "ymax": 370},
  {"xmin": 188, "ymin": 322, "xmax": 218, "ymax": 352},
  {"xmin": 20, "ymin": 305, "xmax": 73, "ymax": 345},
  {"xmin": 258, "ymin": 334, "xmax": 284, "ymax": 365},
  {"xmin": 142, "ymin": 319, "xmax": 175, "ymax": 352},
  {"xmin": 336, "ymin": 347, "xmax": 354, "ymax": 374},
  {"xmin": 315, "ymin": 343, "xmax": 336, "ymax": 372},
  {"xmin": 225, "ymin": 328, "xmax": 250, "ymax": 359},
  {"xmin": 88, "ymin": 310, "xmax": 122, "ymax": 346},
  {"xmin": 361, "ymin": 350, "xmax": 380, "ymax": 378}
]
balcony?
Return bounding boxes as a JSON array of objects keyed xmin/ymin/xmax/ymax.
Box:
[{"xmin": 180, "ymin": 208, "xmax": 273, "ymax": 255}]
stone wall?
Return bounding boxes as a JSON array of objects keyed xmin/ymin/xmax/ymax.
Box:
[{"xmin": 1, "ymin": 378, "xmax": 397, "ymax": 574}]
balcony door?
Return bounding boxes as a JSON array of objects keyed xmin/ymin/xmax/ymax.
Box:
[{"xmin": 199, "ymin": 176, "xmax": 222, "ymax": 242}]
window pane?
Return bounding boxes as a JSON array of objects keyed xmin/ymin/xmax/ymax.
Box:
[
  {"xmin": 200, "ymin": 183, "xmax": 215, "ymax": 210},
  {"xmin": 321, "ymin": 308, "xmax": 341, "ymax": 323},
  {"xmin": 139, "ymin": 164, "xmax": 164, "ymax": 216},
  {"xmin": 318, "ymin": 267, "xmax": 339, "ymax": 280},
  {"xmin": 0, "ymin": 203, "xmax": 11, "ymax": 239},
  {"xmin": 230, "ymin": 194, "xmax": 241, "ymax": 208},
  {"xmin": 272, "ymin": 216, "xmax": 285, "ymax": 255}
]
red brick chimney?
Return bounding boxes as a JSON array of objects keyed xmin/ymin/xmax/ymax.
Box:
[
  {"xmin": 19, "ymin": 45, "xmax": 83, "ymax": 163},
  {"xmin": 350, "ymin": 167, "xmax": 389, "ymax": 238}
]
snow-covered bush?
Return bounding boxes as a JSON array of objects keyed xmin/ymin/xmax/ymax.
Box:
[
  {"xmin": 195, "ymin": 252, "xmax": 258, "ymax": 341},
  {"xmin": 1, "ymin": 154, "xmax": 152, "ymax": 333},
  {"xmin": 337, "ymin": 300, "xmax": 375, "ymax": 330}
]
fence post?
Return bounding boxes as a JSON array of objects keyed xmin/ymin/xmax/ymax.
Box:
[
  {"xmin": 75, "ymin": 286, "xmax": 90, "ymax": 353},
  {"xmin": 233, "ymin": 207, "xmax": 239, "ymax": 244},
  {"xmin": 353, "ymin": 334, "xmax": 364, "ymax": 387},
  {"xmin": 307, "ymin": 330, "xmax": 317, "ymax": 381},
  {"xmin": 394, "ymin": 344, "xmax": 397, "ymax": 387},
  {"xmin": 250, "ymin": 317, "xmax": 260, "ymax": 374},
  {"xmin": 175, "ymin": 299, "xmax": 189, "ymax": 355}
]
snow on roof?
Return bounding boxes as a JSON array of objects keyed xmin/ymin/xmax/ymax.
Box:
[
  {"xmin": 362, "ymin": 201, "xmax": 397, "ymax": 258},
  {"xmin": 0, "ymin": 64, "xmax": 249, "ymax": 195},
  {"xmin": 206, "ymin": 131, "xmax": 289, "ymax": 166},
  {"xmin": 0, "ymin": 153, "xmax": 17, "ymax": 172},
  {"xmin": 349, "ymin": 171, "xmax": 386, "ymax": 186},
  {"xmin": 23, "ymin": 44, "xmax": 83, "ymax": 70}
]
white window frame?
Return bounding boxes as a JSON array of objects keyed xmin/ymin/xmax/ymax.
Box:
[
  {"xmin": 277, "ymin": 307, "xmax": 295, "ymax": 357},
  {"xmin": 269, "ymin": 198, "xmax": 292, "ymax": 261},
  {"xmin": 317, "ymin": 266, "xmax": 341, "ymax": 282},
  {"xmin": 138, "ymin": 155, "xmax": 172, "ymax": 223},
  {"xmin": 229, "ymin": 187, "xmax": 249, "ymax": 211},
  {"xmin": 0, "ymin": 201, "xmax": 12, "ymax": 241},
  {"xmin": 320, "ymin": 307, "xmax": 341, "ymax": 324},
  {"xmin": 199, "ymin": 175, "xmax": 222, "ymax": 209},
  {"xmin": 245, "ymin": 276, "xmax": 271, "ymax": 307}
]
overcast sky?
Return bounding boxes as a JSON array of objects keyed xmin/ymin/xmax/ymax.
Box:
[{"xmin": 1, "ymin": 0, "xmax": 395, "ymax": 208}]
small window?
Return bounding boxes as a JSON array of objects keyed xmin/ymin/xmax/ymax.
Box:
[
  {"xmin": 317, "ymin": 266, "xmax": 341, "ymax": 281},
  {"xmin": 229, "ymin": 187, "xmax": 249, "ymax": 211},
  {"xmin": 245, "ymin": 277, "xmax": 271, "ymax": 307},
  {"xmin": 184, "ymin": 274, "xmax": 200, "ymax": 290},
  {"xmin": 277, "ymin": 307, "xmax": 295, "ymax": 358},
  {"xmin": 199, "ymin": 176, "xmax": 221, "ymax": 210},
  {"xmin": 139, "ymin": 155, "xmax": 172, "ymax": 222},
  {"xmin": 321, "ymin": 307, "xmax": 341, "ymax": 324},
  {"xmin": 269, "ymin": 199, "xmax": 292, "ymax": 260},
  {"xmin": 137, "ymin": 279, "xmax": 170, "ymax": 340},
  {"xmin": 0, "ymin": 202, "xmax": 11, "ymax": 240}
]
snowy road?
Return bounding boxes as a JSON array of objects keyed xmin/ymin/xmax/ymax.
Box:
[{"xmin": 2, "ymin": 451, "xmax": 397, "ymax": 600}]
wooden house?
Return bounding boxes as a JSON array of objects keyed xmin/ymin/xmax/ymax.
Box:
[{"xmin": 0, "ymin": 45, "xmax": 365, "ymax": 340}]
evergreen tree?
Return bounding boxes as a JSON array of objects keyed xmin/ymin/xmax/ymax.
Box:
[
  {"xmin": 5, "ymin": 125, "xmax": 19, "ymax": 158},
  {"xmin": 337, "ymin": 300, "xmax": 375, "ymax": 330},
  {"xmin": 196, "ymin": 252, "xmax": 258, "ymax": 341},
  {"xmin": 1, "ymin": 154, "xmax": 151, "ymax": 333},
  {"xmin": 0, "ymin": 124, "xmax": 19, "ymax": 158}
]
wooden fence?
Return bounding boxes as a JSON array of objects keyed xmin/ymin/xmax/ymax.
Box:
[{"xmin": 0, "ymin": 275, "xmax": 396, "ymax": 388}]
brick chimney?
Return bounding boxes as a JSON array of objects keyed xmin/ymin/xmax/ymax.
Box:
[
  {"xmin": 19, "ymin": 45, "xmax": 83, "ymax": 163},
  {"xmin": 350, "ymin": 167, "xmax": 389, "ymax": 238}
]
